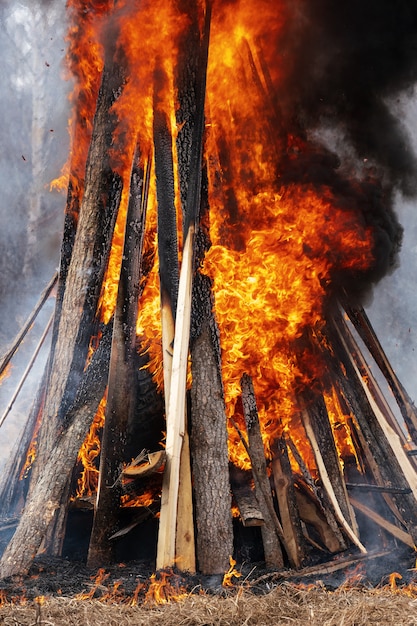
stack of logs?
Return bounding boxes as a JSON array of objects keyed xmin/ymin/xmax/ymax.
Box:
[{"xmin": 1, "ymin": 0, "xmax": 417, "ymax": 581}]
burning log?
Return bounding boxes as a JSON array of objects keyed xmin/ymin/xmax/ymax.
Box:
[
  {"xmin": 31, "ymin": 59, "xmax": 125, "ymax": 482},
  {"xmin": 240, "ymin": 373, "xmax": 285, "ymax": 569},
  {"xmin": 0, "ymin": 37, "xmax": 126, "ymax": 576},
  {"xmin": 0, "ymin": 321, "xmax": 113, "ymax": 578},
  {"xmin": 87, "ymin": 147, "xmax": 149, "ymax": 568}
]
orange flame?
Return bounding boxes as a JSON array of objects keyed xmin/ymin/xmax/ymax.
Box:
[
  {"xmin": 222, "ymin": 556, "xmax": 242, "ymax": 587},
  {"xmin": 144, "ymin": 570, "xmax": 188, "ymax": 605},
  {"xmin": 65, "ymin": 1, "xmax": 377, "ymax": 496}
]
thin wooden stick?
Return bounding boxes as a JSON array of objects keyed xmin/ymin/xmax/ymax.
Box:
[
  {"xmin": 301, "ymin": 408, "xmax": 367, "ymax": 553},
  {"xmin": 0, "ymin": 272, "xmax": 57, "ymax": 378},
  {"xmin": 349, "ymin": 496, "xmax": 414, "ymax": 548},
  {"xmin": 0, "ymin": 313, "xmax": 53, "ymax": 429}
]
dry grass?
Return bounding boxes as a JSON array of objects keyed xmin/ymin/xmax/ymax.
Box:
[{"xmin": 1, "ymin": 583, "xmax": 417, "ymax": 626}]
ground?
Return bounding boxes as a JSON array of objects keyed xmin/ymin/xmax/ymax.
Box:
[{"xmin": 0, "ymin": 550, "xmax": 417, "ymax": 625}]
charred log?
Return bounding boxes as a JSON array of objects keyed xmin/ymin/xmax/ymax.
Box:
[
  {"xmin": 271, "ymin": 436, "xmax": 305, "ymax": 568},
  {"xmin": 0, "ymin": 322, "xmax": 112, "ymax": 578},
  {"xmin": 87, "ymin": 149, "xmax": 148, "ymax": 568}
]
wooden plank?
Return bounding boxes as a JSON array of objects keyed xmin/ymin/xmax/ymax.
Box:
[
  {"xmin": 301, "ymin": 408, "xmax": 367, "ymax": 553},
  {"xmin": 271, "ymin": 436, "xmax": 305, "ymax": 567},
  {"xmin": 156, "ymin": 0, "xmax": 212, "ymax": 571},
  {"xmin": 349, "ymin": 496, "xmax": 414, "ymax": 548},
  {"xmin": 240, "ymin": 373, "xmax": 284, "ymax": 569},
  {"xmin": 156, "ymin": 226, "xmax": 195, "ymax": 570}
]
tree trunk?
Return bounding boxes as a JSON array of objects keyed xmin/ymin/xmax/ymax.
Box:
[
  {"xmin": 190, "ymin": 274, "xmax": 233, "ymax": 574},
  {"xmin": 0, "ymin": 323, "xmax": 112, "ymax": 578}
]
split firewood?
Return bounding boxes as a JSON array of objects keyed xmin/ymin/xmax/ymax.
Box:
[
  {"xmin": 286, "ymin": 435, "xmax": 346, "ymax": 550},
  {"xmin": 229, "ymin": 464, "xmax": 264, "ymax": 527},
  {"xmin": 271, "ymin": 436, "xmax": 305, "ymax": 567},
  {"xmin": 349, "ymin": 496, "xmax": 414, "ymax": 549},
  {"xmin": 337, "ymin": 308, "xmax": 410, "ymax": 446},
  {"xmin": 240, "ymin": 373, "xmax": 285, "ymax": 569},
  {"xmin": 123, "ymin": 450, "xmax": 166, "ymax": 479},
  {"xmin": 326, "ymin": 313, "xmax": 417, "ymax": 546},
  {"xmin": 294, "ymin": 486, "xmax": 344, "ymax": 553}
]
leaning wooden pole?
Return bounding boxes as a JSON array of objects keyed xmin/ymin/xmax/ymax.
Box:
[
  {"xmin": 240, "ymin": 373, "xmax": 285, "ymax": 569},
  {"xmin": 154, "ymin": 65, "xmax": 196, "ymax": 572},
  {"xmin": 156, "ymin": 1, "xmax": 212, "ymax": 570},
  {"xmin": 0, "ymin": 322, "xmax": 113, "ymax": 578},
  {"xmin": 326, "ymin": 312, "xmax": 417, "ymax": 546},
  {"xmin": 344, "ymin": 303, "xmax": 417, "ymax": 444},
  {"xmin": 87, "ymin": 148, "xmax": 148, "ymax": 568},
  {"xmin": 0, "ymin": 272, "xmax": 57, "ymax": 379},
  {"xmin": 0, "ymin": 44, "xmax": 125, "ymax": 578}
]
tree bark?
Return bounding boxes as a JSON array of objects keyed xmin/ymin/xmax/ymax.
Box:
[
  {"xmin": 0, "ymin": 323, "xmax": 112, "ymax": 578},
  {"xmin": 190, "ymin": 275, "xmax": 233, "ymax": 574}
]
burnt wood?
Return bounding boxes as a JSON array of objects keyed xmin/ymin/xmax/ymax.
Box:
[
  {"xmin": 0, "ymin": 322, "xmax": 112, "ymax": 578},
  {"xmin": 344, "ymin": 303, "xmax": 417, "ymax": 444},
  {"xmin": 240, "ymin": 373, "xmax": 284, "ymax": 569},
  {"xmin": 271, "ymin": 436, "xmax": 305, "ymax": 567},
  {"xmin": 87, "ymin": 148, "xmax": 148, "ymax": 568},
  {"xmin": 326, "ymin": 312, "xmax": 417, "ymax": 545}
]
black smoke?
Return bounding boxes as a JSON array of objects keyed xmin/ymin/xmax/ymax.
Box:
[{"xmin": 270, "ymin": 0, "xmax": 417, "ymax": 296}]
